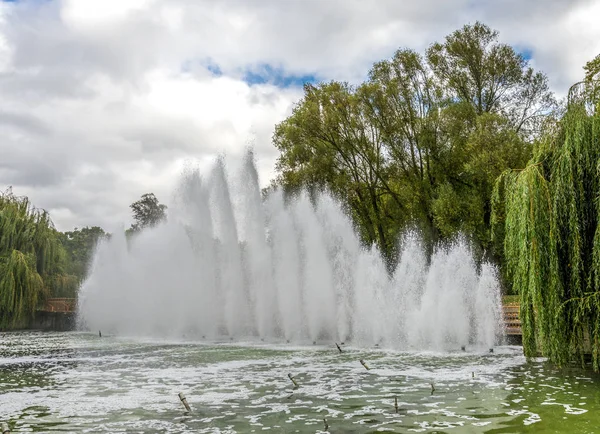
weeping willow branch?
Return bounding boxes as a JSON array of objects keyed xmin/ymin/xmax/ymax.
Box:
[
  {"xmin": 493, "ymin": 77, "xmax": 600, "ymax": 368},
  {"xmin": 0, "ymin": 190, "xmax": 78, "ymax": 329}
]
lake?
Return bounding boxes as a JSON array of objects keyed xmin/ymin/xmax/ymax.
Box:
[{"xmin": 1, "ymin": 331, "xmax": 598, "ymax": 433}]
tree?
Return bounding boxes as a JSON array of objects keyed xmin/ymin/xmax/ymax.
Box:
[
  {"xmin": 273, "ymin": 23, "xmax": 542, "ymax": 260},
  {"xmin": 129, "ymin": 193, "xmax": 167, "ymax": 232},
  {"xmin": 0, "ymin": 189, "xmax": 77, "ymax": 329},
  {"xmin": 363, "ymin": 48, "xmax": 443, "ymax": 248},
  {"xmin": 273, "ymin": 81, "xmax": 403, "ymax": 257},
  {"xmin": 427, "ymin": 22, "xmax": 555, "ymax": 137},
  {"xmin": 60, "ymin": 226, "xmax": 108, "ymax": 283},
  {"xmin": 492, "ymin": 56, "xmax": 600, "ymax": 368}
]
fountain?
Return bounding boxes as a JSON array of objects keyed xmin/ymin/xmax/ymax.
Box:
[{"xmin": 78, "ymin": 150, "xmax": 503, "ymax": 350}]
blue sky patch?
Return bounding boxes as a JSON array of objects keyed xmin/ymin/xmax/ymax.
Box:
[
  {"xmin": 206, "ymin": 62, "xmax": 222, "ymax": 77},
  {"xmin": 181, "ymin": 58, "xmax": 223, "ymax": 76},
  {"xmin": 516, "ymin": 47, "xmax": 534, "ymax": 61},
  {"xmin": 242, "ymin": 64, "xmax": 317, "ymax": 88},
  {"xmin": 180, "ymin": 59, "xmax": 316, "ymax": 87}
]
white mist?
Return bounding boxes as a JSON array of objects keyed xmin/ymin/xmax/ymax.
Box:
[{"xmin": 79, "ymin": 151, "xmax": 504, "ymax": 350}]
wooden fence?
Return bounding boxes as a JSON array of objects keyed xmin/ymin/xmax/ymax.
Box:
[{"xmin": 39, "ymin": 298, "xmax": 76, "ymax": 313}]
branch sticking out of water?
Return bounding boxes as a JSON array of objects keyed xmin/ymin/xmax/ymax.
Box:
[
  {"xmin": 359, "ymin": 359, "xmax": 370, "ymax": 370},
  {"xmin": 1, "ymin": 422, "xmax": 10, "ymax": 434},
  {"xmin": 430, "ymin": 383, "xmax": 435, "ymax": 394},
  {"xmin": 335, "ymin": 343, "xmax": 342, "ymax": 353},
  {"xmin": 178, "ymin": 392, "xmax": 192, "ymax": 412},
  {"xmin": 323, "ymin": 418, "xmax": 329, "ymax": 431},
  {"xmin": 288, "ymin": 373, "xmax": 299, "ymax": 388},
  {"xmin": 394, "ymin": 396, "xmax": 399, "ymax": 413}
]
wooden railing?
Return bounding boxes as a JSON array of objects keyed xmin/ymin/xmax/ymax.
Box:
[
  {"xmin": 503, "ymin": 303, "xmax": 521, "ymax": 335},
  {"xmin": 39, "ymin": 298, "xmax": 76, "ymax": 313}
]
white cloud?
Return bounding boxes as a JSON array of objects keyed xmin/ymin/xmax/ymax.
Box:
[{"xmin": 0, "ymin": 0, "xmax": 599, "ymax": 231}]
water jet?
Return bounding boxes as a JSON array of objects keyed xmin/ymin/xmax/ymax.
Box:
[{"xmin": 78, "ymin": 151, "xmax": 503, "ymax": 351}]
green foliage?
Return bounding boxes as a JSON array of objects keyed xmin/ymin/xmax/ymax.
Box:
[
  {"xmin": 493, "ymin": 163, "xmax": 560, "ymax": 358},
  {"xmin": 0, "ymin": 190, "xmax": 77, "ymax": 329},
  {"xmin": 584, "ymin": 54, "xmax": 600, "ymax": 103},
  {"xmin": 273, "ymin": 22, "xmax": 545, "ymax": 261},
  {"xmin": 493, "ymin": 68, "xmax": 600, "ymax": 367},
  {"xmin": 0, "ymin": 250, "xmax": 44, "ymax": 329},
  {"xmin": 273, "ymin": 80, "xmax": 404, "ymax": 258},
  {"xmin": 427, "ymin": 22, "xmax": 554, "ymax": 136},
  {"xmin": 432, "ymin": 182, "xmax": 483, "ymax": 238},
  {"xmin": 60, "ymin": 226, "xmax": 108, "ymax": 287},
  {"xmin": 129, "ymin": 193, "xmax": 167, "ymax": 232}
]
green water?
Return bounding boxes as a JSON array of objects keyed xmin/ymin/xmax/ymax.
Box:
[{"xmin": 1, "ymin": 331, "xmax": 599, "ymax": 433}]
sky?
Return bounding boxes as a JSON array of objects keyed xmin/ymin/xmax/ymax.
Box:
[{"xmin": 1, "ymin": 0, "xmax": 599, "ymax": 232}]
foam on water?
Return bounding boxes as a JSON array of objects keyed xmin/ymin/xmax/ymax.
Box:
[
  {"xmin": 79, "ymin": 150, "xmax": 503, "ymax": 350},
  {"xmin": 5, "ymin": 332, "xmax": 597, "ymax": 433}
]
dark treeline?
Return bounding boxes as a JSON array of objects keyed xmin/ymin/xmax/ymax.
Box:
[
  {"xmin": 272, "ymin": 22, "xmax": 555, "ymax": 271},
  {"xmin": 0, "ymin": 190, "xmax": 166, "ymax": 329}
]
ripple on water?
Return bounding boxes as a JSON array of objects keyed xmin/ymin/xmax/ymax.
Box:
[{"xmin": 1, "ymin": 332, "xmax": 600, "ymax": 432}]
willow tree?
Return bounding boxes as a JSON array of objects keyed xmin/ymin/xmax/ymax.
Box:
[
  {"xmin": 493, "ymin": 55, "xmax": 600, "ymax": 367},
  {"xmin": 0, "ymin": 190, "xmax": 77, "ymax": 329}
]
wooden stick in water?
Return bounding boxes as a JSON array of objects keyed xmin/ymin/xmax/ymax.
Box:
[
  {"xmin": 288, "ymin": 373, "xmax": 299, "ymax": 388},
  {"xmin": 323, "ymin": 418, "xmax": 329, "ymax": 431},
  {"xmin": 394, "ymin": 396, "xmax": 399, "ymax": 413},
  {"xmin": 178, "ymin": 392, "xmax": 192, "ymax": 412},
  {"xmin": 359, "ymin": 359, "xmax": 370, "ymax": 370},
  {"xmin": 335, "ymin": 343, "xmax": 343, "ymax": 353},
  {"xmin": 1, "ymin": 422, "xmax": 10, "ymax": 434}
]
